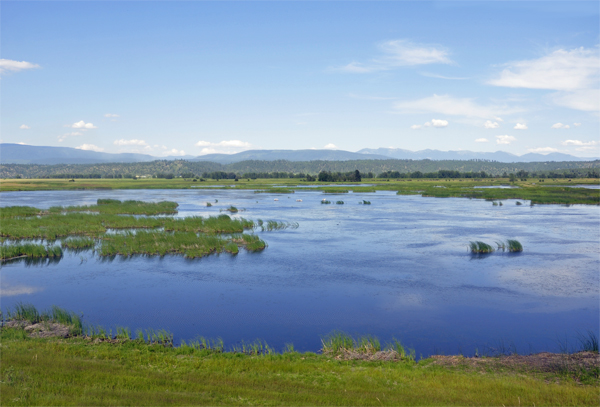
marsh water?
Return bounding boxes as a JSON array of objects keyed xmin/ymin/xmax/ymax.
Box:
[{"xmin": 1, "ymin": 189, "xmax": 599, "ymax": 356}]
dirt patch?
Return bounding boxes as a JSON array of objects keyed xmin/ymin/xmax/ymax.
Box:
[
  {"xmin": 430, "ymin": 352, "xmax": 599, "ymax": 376},
  {"xmin": 3, "ymin": 320, "xmax": 71, "ymax": 338},
  {"xmin": 327, "ymin": 349, "xmax": 411, "ymax": 361}
]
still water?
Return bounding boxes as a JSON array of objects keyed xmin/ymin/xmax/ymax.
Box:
[{"xmin": 1, "ymin": 189, "xmax": 598, "ymax": 356}]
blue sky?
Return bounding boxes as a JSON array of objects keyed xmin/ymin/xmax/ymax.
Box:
[{"xmin": 2, "ymin": 1, "xmax": 599, "ymax": 157}]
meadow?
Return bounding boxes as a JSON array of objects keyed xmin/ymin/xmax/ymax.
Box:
[{"xmin": 1, "ymin": 177, "xmax": 598, "ymax": 205}]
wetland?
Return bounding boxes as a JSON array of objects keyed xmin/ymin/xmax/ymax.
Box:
[{"xmin": 1, "ymin": 182, "xmax": 598, "ymax": 357}]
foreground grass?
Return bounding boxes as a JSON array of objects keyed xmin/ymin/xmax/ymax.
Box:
[{"xmin": 1, "ymin": 331, "xmax": 598, "ymax": 407}]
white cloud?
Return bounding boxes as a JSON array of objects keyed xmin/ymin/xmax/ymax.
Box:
[
  {"xmin": 393, "ymin": 94, "xmax": 517, "ymax": 120},
  {"xmin": 410, "ymin": 124, "xmax": 422, "ymax": 130},
  {"xmin": 104, "ymin": 113, "xmax": 119, "ymax": 118},
  {"xmin": 0, "ymin": 59, "xmax": 40, "ymax": 74},
  {"xmin": 489, "ymin": 47, "xmax": 600, "ymax": 112},
  {"xmin": 430, "ymin": 119, "xmax": 448, "ymax": 127},
  {"xmin": 551, "ymin": 123, "xmax": 570, "ymax": 129},
  {"xmin": 70, "ymin": 120, "xmax": 97, "ymax": 129},
  {"xmin": 496, "ymin": 135, "xmax": 516, "ymax": 145},
  {"xmin": 195, "ymin": 140, "xmax": 254, "ymax": 155},
  {"xmin": 165, "ymin": 149, "xmax": 185, "ymax": 156},
  {"xmin": 484, "ymin": 120, "xmax": 499, "ymax": 129},
  {"xmin": 423, "ymin": 122, "xmax": 431, "ymax": 127},
  {"xmin": 113, "ymin": 139, "xmax": 148, "ymax": 146},
  {"xmin": 19, "ymin": 124, "xmax": 30, "ymax": 129},
  {"xmin": 336, "ymin": 39, "xmax": 452, "ymax": 73},
  {"xmin": 574, "ymin": 123, "xmax": 582, "ymax": 127},
  {"xmin": 76, "ymin": 144, "xmax": 104, "ymax": 152},
  {"xmin": 528, "ymin": 147, "xmax": 559, "ymax": 154},
  {"xmin": 17, "ymin": 142, "xmax": 27, "ymax": 145},
  {"xmin": 514, "ymin": 123, "xmax": 528, "ymax": 130},
  {"xmin": 561, "ymin": 139, "xmax": 598, "ymax": 146},
  {"xmin": 488, "ymin": 47, "xmax": 599, "ymax": 91},
  {"xmin": 475, "ymin": 138, "xmax": 489, "ymax": 143},
  {"xmin": 323, "ymin": 143, "xmax": 338, "ymax": 149},
  {"xmin": 57, "ymin": 131, "xmax": 83, "ymax": 142},
  {"xmin": 551, "ymin": 89, "xmax": 600, "ymax": 112}
]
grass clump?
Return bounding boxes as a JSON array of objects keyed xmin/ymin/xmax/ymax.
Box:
[
  {"xmin": 335, "ymin": 201, "xmax": 344, "ymax": 205},
  {"xmin": 496, "ymin": 239, "xmax": 524, "ymax": 252},
  {"xmin": 3, "ymin": 302, "xmax": 82, "ymax": 335},
  {"xmin": 226, "ymin": 205, "xmax": 238, "ymax": 213},
  {"xmin": 232, "ymin": 234, "xmax": 267, "ymax": 251},
  {"xmin": 468, "ymin": 241, "xmax": 495, "ymax": 254},
  {"xmin": 258, "ymin": 220, "xmax": 299, "ymax": 231},
  {"xmin": 61, "ymin": 237, "xmax": 96, "ymax": 250},
  {"xmin": 360, "ymin": 200, "xmax": 371, "ymax": 205},
  {"xmin": 321, "ymin": 200, "xmax": 331, "ymax": 204},
  {"xmin": 254, "ymin": 188, "xmax": 294, "ymax": 194},
  {"xmin": 0, "ymin": 244, "xmax": 63, "ymax": 261}
]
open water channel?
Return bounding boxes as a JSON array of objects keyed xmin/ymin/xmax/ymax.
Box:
[{"xmin": 1, "ymin": 189, "xmax": 598, "ymax": 356}]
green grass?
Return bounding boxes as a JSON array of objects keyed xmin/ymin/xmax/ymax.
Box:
[
  {"xmin": 321, "ymin": 200, "xmax": 331, "ymax": 204},
  {"xmin": 60, "ymin": 237, "xmax": 96, "ymax": 250},
  {"xmin": 2, "ymin": 178, "xmax": 598, "ymax": 205},
  {"xmin": 468, "ymin": 241, "xmax": 495, "ymax": 254},
  {"xmin": 1, "ymin": 329, "xmax": 597, "ymax": 406},
  {"xmin": 0, "ymin": 244, "xmax": 63, "ymax": 261},
  {"xmin": 335, "ymin": 201, "xmax": 344, "ymax": 205},
  {"xmin": 360, "ymin": 200, "xmax": 371, "ymax": 205},
  {"xmin": 3, "ymin": 303, "xmax": 82, "ymax": 335},
  {"xmin": 495, "ymin": 239, "xmax": 524, "ymax": 252}
]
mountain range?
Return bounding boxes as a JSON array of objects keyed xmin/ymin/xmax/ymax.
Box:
[{"xmin": 0, "ymin": 143, "xmax": 596, "ymax": 165}]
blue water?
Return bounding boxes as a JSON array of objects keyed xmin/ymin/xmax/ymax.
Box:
[{"xmin": 1, "ymin": 189, "xmax": 598, "ymax": 356}]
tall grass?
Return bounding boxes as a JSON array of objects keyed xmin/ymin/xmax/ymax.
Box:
[
  {"xmin": 469, "ymin": 241, "xmax": 494, "ymax": 254},
  {"xmin": 496, "ymin": 239, "xmax": 524, "ymax": 252},
  {"xmin": 577, "ymin": 330, "xmax": 599, "ymax": 353},
  {"xmin": 4, "ymin": 303, "xmax": 82, "ymax": 335},
  {"xmin": 61, "ymin": 237, "xmax": 96, "ymax": 250},
  {"xmin": 0, "ymin": 244, "xmax": 63, "ymax": 260}
]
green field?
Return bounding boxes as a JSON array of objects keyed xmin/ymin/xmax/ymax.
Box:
[
  {"xmin": 1, "ymin": 326, "xmax": 598, "ymax": 406},
  {"xmin": 1, "ymin": 177, "xmax": 599, "ymax": 205}
]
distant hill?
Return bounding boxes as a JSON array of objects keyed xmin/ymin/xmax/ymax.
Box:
[
  {"xmin": 192, "ymin": 149, "xmax": 391, "ymax": 164},
  {"xmin": 356, "ymin": 148, "xmax": 593, "ymax": 163},
  {"xmin": 0, "ymin": 144, "xmax": 193, "ymax": 165},
  {"xmin": 1, "ymin": 143, "xmax": 596, "ymax": 165}
]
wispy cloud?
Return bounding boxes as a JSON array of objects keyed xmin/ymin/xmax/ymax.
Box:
[
  {"xmin": 561, "ymin": 139, "xmax": 598, "ymax": 146},
  {"xmin": 393, "ymin": 94, "xmax": 518, "ymax": 120},
  {"xmin": 489, "ymin": 47, "xmax": 600, "ymax": 112},
  {"xmin": 496, "ymin": 135, "xmax": 516, "ymax": 145},
  {"xmin": 419, "ymin": 72, "xmax": 468, "ymax": 80},
  {"xmin": 0, "ymin": 59, "xmax": 40, "ymax": 74},
  {"xmin": 475, "ymin": 138, "xmax": 489, "ymax": 143},
  {"xmin": 19, "ymin": 124, "xmax": 30, "ymax": 130},
  {"xmin": 552, "ymin": 123, "xmax": 570, "ymax": 129},
  {"xmin": 514, "ymin": 123, "xmax": 528, "ymax": 130},
  {"xmin": 336, "ymin": 39, "xmax": 452, "ymax": 73},
  {"xmin": 76, "ymin": 144, "xmax": 104, "ymax": 152},
  {"xmin": 104, "ymin": 113, "xmax": 119, "ymax": 118},
  {"xmin": 57, "ymin": 131, "xmax": 83, "ymax": 142}
]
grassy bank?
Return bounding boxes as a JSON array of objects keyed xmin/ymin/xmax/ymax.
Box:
[
  {"xmin": 1, "ymin": 177, "xmax": 598, "ymax": 205},
  {"xmin": 1, "ymin": 304, "xmax": 597, "ymax": 406},
  {"xmin": 1, "ymin": 328, "xmax": 598, "ymax": 406}
]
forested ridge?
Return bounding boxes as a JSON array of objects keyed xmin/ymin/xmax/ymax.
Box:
[{"xmin": 1, "ymin": 158, "xmax": 599, "ymax": 179}]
